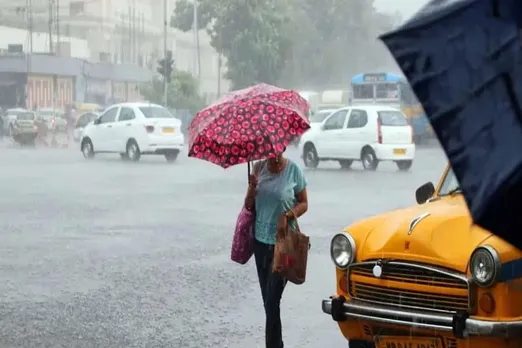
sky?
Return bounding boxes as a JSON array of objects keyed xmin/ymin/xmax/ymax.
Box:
[{"xmin": 374, "ymin": 0, "xmax": 430, "ymax": 18}]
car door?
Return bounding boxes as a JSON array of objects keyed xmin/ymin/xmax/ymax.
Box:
[
  {"xmin": 315, "ymin": 109, "xmax": 349, "ymax": 158},
  {"xmin": 343, "ymin": 109, "xmax": 369, "ymax": 158},
  {"xmin": 114, "ymin": 106, "xmax": 136, "ymax": 152},
  {"xmin": 92, "ymin": 107, "xmax": 119, "ymax": 151}
]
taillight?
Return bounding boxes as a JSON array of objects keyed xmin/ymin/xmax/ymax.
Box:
[
  {"xmin": 377, "ymin": 119, "xmax": 382, "ymax": 144},
  {"xmin": 145, "ymin": 125, "xmax": 154, "ymax": 133}
]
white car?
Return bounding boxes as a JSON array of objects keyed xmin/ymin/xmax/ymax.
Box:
[
  {"xmin": 298, "ymin": 105, "xmax": 415, "ymax": 171},
  {"xmin": 3, "ymin": 108, "xmax": 30, "ymax": 135},
  {"xmin": 80, "ymin": 102, "xmax": 184, "ymax": 162}
]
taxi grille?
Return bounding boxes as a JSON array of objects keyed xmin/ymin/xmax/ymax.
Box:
[{"xmin": 348, "ymin": 261, "xmax": 471, "ymax": 313}]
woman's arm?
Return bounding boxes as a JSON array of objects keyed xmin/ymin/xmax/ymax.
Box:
[
  {"xmin": 244, "ymin": 184, "xmax": 256, "ymax": 210},
  {"xmin": 286, "ymin": 188, "xmax": 308, "ymax": 219},
  {"xmin": 244, "ymin": 162, "xmax": 261, "ymax": 210}
]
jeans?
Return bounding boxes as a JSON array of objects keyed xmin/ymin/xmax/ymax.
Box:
[{"xmin": 254, "ymin": 239, "xmax": 287, "ymax": 348}]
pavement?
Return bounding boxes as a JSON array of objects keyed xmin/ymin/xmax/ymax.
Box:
[{"xmin": 0, "ymin": 142, "xmax": 448, "ymax": 348}]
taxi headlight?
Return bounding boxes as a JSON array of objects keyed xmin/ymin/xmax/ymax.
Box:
[
  {"xmin": 470, "ymin": 246, "xmax": 501, "ymax": 287},
  {"xmin": 330, "ymin": 233, "xmax": 356, "ymax": 269}
]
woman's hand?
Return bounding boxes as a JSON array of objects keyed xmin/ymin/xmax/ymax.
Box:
[{"xmin": 277, "ymin": 214, "xmax": 288, "ymax": 237}]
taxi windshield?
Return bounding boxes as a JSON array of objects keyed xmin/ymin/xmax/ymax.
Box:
[{"xmin": 438, "ymin": 167, "xmax": 461, "ymax": 196}]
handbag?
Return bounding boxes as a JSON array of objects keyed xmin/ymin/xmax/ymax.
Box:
[
  {"xmin": 230, "ymin": 161, "xmax": 264, "ymax": 264},
  {"xmin": 272, "ymin": 219, "xmax": 310, "ymax": 285}
]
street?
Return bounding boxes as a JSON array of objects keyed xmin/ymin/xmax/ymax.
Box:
[{"xmin": 0, "ymin": 144, "xmax": 447, "ymax": 348}]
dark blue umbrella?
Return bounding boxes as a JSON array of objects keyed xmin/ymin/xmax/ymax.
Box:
[{"xmin": 380, "ymin": 0, "xmax": 522, "ymax": 250}]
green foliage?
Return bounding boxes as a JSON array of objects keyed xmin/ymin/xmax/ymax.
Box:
[
  {"xmin": 171, "ymin": 0, "xmax": 293, "ymax": 89},
  {"xmin": 171, "ymin": 0, "xmax": 400, "ymax": 90},
  {"xmin": 140, "ymin": 71, "xmax": 206, "ymax": 115}
]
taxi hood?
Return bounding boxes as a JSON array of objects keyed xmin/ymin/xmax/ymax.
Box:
[{"xmin": 359, "ymin": 195, "xmax": 492, "ymax": 272}]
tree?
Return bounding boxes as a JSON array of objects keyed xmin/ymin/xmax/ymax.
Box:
[
  {"xmin": 284, "ymin": 0, "xmax": 399, "ymax": 89},
  {"xmin": 171, "ymin": 0, "xmax": 293, "ymax": 89},
  {"xmin": 140, "ymin": 70, "xmax": 206, "ymax": 115}
]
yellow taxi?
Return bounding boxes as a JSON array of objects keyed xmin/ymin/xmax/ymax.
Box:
[{"xmin": 322, "ymin": 164, "xmax": 522, "ymax": 348}]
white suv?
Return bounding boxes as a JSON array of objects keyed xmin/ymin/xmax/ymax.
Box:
[
  {"xmin": 298, "ymin": 105, "xmax": 415, "ymax": 171},
  {"xmin": 81, "ymin": 102, "xmax": 184, "ymax": 162}
]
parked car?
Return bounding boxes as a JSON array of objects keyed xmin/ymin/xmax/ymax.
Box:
[
  {"xmin": 73, "ymin": 112, "xmax": 98, "ymax": 142},
  {"xmin": 3, "ymin": 108, "xmax": 29, "ymax": 136},
  {"xmin": 322, "ymin": 164, "xmax": 522, "ymax": 348},
  {"xmin": 37, "ymin": 108, "xmax": 66, "ymax": 132},
  {"xmin": 11, "ymin": 111, "xmax": 38, "ymax": 146},
  {"xmin": 81, "ymin": 102, "xmax": 184, "ymax": 162},
  {"xmin": 298, "ymin": 105, "xmax": 415, "ymax": 171}
]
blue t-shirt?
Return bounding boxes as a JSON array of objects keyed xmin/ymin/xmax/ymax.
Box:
[{"xmin": 254, "ymin": 159, "xmax": 307, "ymax": 245}]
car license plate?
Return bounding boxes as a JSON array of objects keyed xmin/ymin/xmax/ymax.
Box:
[
  {"xmin": 393, "ymin": 148, "xmax": 406, "ymax": 155},
  {"xmin": 162, "ymin": 127, "xmax": 174, "ymax": 134},
  {"xmin": 376, "ymin": 336, "xmax": 442, "ymax": 348}
]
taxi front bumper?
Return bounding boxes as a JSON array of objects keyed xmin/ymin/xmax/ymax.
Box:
[{"xmin": 322, "ymin": 297, "xmax": 522, "ymax": 338}]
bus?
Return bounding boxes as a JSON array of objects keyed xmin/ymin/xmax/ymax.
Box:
[{"xmin": 350, "ymin": 72, "xmax": 432, "ymax": 143}]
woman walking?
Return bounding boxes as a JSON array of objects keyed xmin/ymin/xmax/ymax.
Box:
[{"xmin": 245, "ymin": 150, "xmax": 308, "ymax": 348}]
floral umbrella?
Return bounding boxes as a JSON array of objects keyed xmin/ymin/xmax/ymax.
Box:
[{"xmin": 188, "ymin": 83, "xmax": 310, "ymax": 169}]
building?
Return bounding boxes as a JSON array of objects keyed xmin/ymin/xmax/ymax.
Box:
[
  {"xmin": 0, "ymin": 0, "xmax": 230, "ymax": 102},
  {"xmin": 0, "ymin": 52, "xmax": 152, "ymax": 109}
]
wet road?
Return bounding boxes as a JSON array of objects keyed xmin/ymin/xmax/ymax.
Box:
[{"xmin": 0, "ymin": 143, "xmax": 447, "ymax": 348}]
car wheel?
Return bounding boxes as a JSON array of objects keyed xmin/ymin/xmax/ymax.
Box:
[
  {"xmin": 81, "ymin": 138, "xmax": 95, "ymax": 159},
  {"xmin": 165, "ymin": 151, "xmax": 179, "ymax": 163},
  {"xmin": 361, "ymin": 147, "xmax": 379, "ymax": 171},
  {"xmin": 349, "ymin": 340, "xmax": 375, "ymax": 348},
  {"xmin": 303, "ymin": 143, "xmax": 319, "ymax": 169},
  {"xmin": 396, "ymin": 160, "xmax": 413, "ymax": 171},
  {"xmin": 126, "ymin": 139, "xmax": 141, "ymax": 162},
  {"xmin": 339, "ymin": 160, "xmax": 353, "ymax": 169}
]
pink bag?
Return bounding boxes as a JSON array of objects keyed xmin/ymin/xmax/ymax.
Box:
[
  {"xmin": 230, "ymin": 206, "xmax": 255, "ymax": 264},
  {"xmin": 231, "ymin": 161, "xmax": 263, "ymax": 265}
]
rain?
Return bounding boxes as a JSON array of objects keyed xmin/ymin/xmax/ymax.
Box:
[{"xmin": 0, "ymin": 0, "xmax": 503, "ymax": 347}]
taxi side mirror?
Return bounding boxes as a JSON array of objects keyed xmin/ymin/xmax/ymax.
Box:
[{"xmin": 416, "ymin": 182, "xmax": 435, "ymax": 204}]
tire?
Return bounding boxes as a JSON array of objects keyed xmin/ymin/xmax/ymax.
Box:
[
  {"xmin": 339, "ymin": 160, "xmax": 353, "ymax": 169},
  {"xmin": 349, "ymin": 340, "xmax": 375, "ymax": 348},
  {"xmin": 361, "ymin": 147, "xmax": 379, "ymax": 171},
  {"xmin": 126, "ymin": 139, "xmax": 141, "ymax": 162},
  {"xmin": 165, "ymin": 151, "xmax": 179, "ymax": 163},
  {"xmin": 81, "ymin": 138, "xmax": 95, "ymax": 159},
  {"xmin": 396, "ymin": 160, "xmax": 413, "ymax": 171},
  {"xmin": 303, "ymin": 143, "xmax": 319, "ymax": 169}
]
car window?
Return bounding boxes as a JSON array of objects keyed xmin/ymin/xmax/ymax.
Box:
[
  {"xmin": 311, "ymin": 110, "xmax": 333, "ymax": 123},
  {"xmin": 118, "ymin": 107, "xmax": 136, "ymax": 122},
  {"xmin": 346, "ymin": 109, "xmax": 368, "ymax": 128},
  {"xmin": 139, "ymin": 106, "xmax": 174, "ymax": 118},
  {"xmin": 99, "ymin": 107, "xmax": 118, "ymax": 123},
  {"xmin": 16, "ymin": 112, "xmax": 35, "ymax": 120},
  {"xmin": 323, "ymin": 110, "xmax": 348, "ymax": 130},
  {"xmin": 378, "ymin": 110, "xmax": 408, "ymax": 126},
  {"xmin": 438, "ymin": 168, "xmax": 460, "ymax": 196}
]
